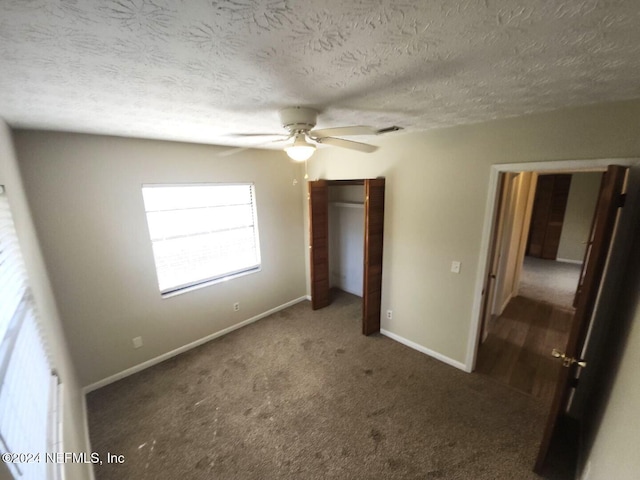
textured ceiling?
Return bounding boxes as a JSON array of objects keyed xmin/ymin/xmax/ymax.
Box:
[{"xmin": 1, "ymin": 0, "xmax": 639, "ymax": 148}]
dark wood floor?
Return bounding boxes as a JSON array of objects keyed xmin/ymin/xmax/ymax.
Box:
[{"xmin": 476, "ymin": 295, "xmax": 573, "ymax": 406}]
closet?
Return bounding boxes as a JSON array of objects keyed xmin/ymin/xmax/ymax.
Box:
[
  {"xmin": 329, "ymin": 184, "xmax": 365, "ymax": 296},
  {"xmin": 308, "ymin": 179, "xmax": 385, "ymax": 335}
]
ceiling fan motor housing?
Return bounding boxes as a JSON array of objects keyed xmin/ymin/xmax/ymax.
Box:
[{"xmin": 280, "ymin": 107, "xmax": 317, "ymax": 133}]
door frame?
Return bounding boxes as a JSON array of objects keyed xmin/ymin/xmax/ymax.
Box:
[
  {"xmin": 466, "ymin": 157, "xmax": 639, "ymax": 371},
  {"xmin": 479, "ymin": 171, "xmax": 537, "ymax": 342}
]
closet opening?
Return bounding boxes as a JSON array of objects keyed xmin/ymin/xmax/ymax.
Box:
[
  {"xmin": 308, "ymin": 179, "xmax": 385, "ymax": 335},
  {"xmin": 329, "ymin": 183, "xmax": 365, "ymax": 297}
]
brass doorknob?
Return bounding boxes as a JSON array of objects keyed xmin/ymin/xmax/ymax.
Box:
[{"xmin": 551, "ymin": 349, "xmax": 587, "ymax": 368}]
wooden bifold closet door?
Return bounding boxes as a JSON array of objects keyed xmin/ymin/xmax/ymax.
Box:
[
  {"xmin": 308, "ymin": 178, "xmax": 385, "ymax": 335},
  {"xmin": 362, "ymin": 179, "xmax": 385, "ymax": 335},
  {"xmin": 308, "ymin": 180, "xmax": 330, "ymax": 310}
]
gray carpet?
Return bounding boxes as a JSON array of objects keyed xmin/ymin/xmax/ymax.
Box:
[
  {"xmin": 519, "ymin": 257, "xmax": 582, "ymax": 309},
  {"xmin": 87, "ymin": 292, "xmax": 547, "ymax": 479}
]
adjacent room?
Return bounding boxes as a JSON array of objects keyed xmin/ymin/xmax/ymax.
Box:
[
  {"xmin": 1, "ymin": 1, "xmax": 640, "ymax": 480},
  {"xmin": 476, "ymin": 170, "xmax": 604, "ymax": 404}
]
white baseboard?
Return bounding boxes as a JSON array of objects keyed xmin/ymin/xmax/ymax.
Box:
[
  {"xmin": 83, "ymin": 296, "xmax": 308, "ymax": 394},
  {"xmin": 556, "ymin": 258, "xmax": 583, "ymax": 265},
  {"xmin": 380, "ymin": 329, "xmax": 469, "ymax": 372}
]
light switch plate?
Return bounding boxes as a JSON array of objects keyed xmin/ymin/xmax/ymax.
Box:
[{"xmin": 451, "ymin": 261, "xmax": 461, "ymax": 274}]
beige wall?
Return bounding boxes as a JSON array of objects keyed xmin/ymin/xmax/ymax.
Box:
[
  {"xmin": 0, "ymin": 122, "xmax": 92, "ymax": 480},
  {"xmin": 14, "ymin": 131, "xmax": 307, "ymax": 387},
  {"xmin": 580, "ymin": 218, "xmax": 640, "ymax": 480},
  {"xmin": 557, "ymin": 172, "xmax": 603, "ymax": 262},
  {"xmin": 304, "ymin": 99, "xmax": 640, "ymax": 366}
]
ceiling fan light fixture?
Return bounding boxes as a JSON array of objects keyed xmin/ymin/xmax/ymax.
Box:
[{"xmin": 285, "ymin": 133, "xmax": 316, "ymax": 162}]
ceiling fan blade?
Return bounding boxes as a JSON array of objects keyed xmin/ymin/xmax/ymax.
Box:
[
  {"xmin": 310, "ymin": 126, "xmax": 376, "ymax": 138},
  {"xmin": 217, "ymin": 146, "xmax": 252, "ymax": 157},
  {"xmin": 217, "ymin": 135, "xmax": 292, "ymax": 157},
  {"xmin": 226, "ymin": 133, "xmax": 289, "ymax": 138},
  {"xmin": 317, "ymin": 137, "xmax": 378, "ymax": 153}
]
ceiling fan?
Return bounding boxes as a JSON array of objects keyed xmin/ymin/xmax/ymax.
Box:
[{"xmin": 223, "ymin": 107, "xmax": 399, "ymax": 161}]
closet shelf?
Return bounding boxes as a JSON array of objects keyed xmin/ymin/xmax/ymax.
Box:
[{"xmin": 330, "ymin": 201, "xmax": 364, "ymax": 209}]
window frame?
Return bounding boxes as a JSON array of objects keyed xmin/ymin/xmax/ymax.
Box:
[{"xmin": 141, "ymin": 182, "xmax": 262, "ymax": 298}]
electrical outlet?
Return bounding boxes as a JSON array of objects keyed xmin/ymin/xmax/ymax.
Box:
[
  {"xmin": 132, "ymin": 336, "xmax": 143, "ymax": 349},
  {"xmin": 233, "ymin": 302, "xmax": 240, "ymax": 312},
  {"xmin": 386, "ymin": 310, "xmax": 393, "ymax": 320},
  {"xmin": 451, "ymin": 261, "xmax": 461, "ymax": 274}
]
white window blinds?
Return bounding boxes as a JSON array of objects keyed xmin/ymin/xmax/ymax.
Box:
[
  {"xmin": 0, "ymin": 188, "xmax": 27, "ymax": 341},
  {"xmin": 0, "ymin": 186, "xmax": 58, "ymax": 480},
  {"xmin": 142, "ymin": 184, "xmax": 262, "ymax": 296}
]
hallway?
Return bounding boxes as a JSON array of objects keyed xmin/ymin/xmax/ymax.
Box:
[
  {"xmin": 476, "ymin": 295, "xmax": 573, "ymax": 405},
  {"xmin": 519, "ymin": 257, "xmax": 582, "ymax": 310}
]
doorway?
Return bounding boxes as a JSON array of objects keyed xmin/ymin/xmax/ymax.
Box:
[
  {"xmin": 469, "ymin": 159, "xmax": 639, "ymax": 478},
  {"xmin": 308, "ymin": 178, "xmax": 385, "ymax": 335},
  {"xmin": 476, "ymin": 170, "xmax": 603, "ymax": 404},
  {"xmin": 327, "ymin": 184, "xmax": 364, "ymax": 296}
]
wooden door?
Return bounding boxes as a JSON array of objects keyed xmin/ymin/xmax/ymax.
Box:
[
  {"xmin": 362, "ymin": 179, "xmax": 385, "ymax": 335},
  {"xmin": 479, "ymin": 173, "xmax": 508, "ymax": 343},
  {"xmin": 527, "ymin": 174, "xmax": 571, "ymax": 259},
  {"xmin": 308, "ymin": 180, "xmax": 330, "ymax": 310},
  {"xmin": 573, "ymin": 173, "xmax": 606, "ymax": 307},
  {"xmin": 534, "ymin": 165, "xmax": 628, "ymax": 473}
]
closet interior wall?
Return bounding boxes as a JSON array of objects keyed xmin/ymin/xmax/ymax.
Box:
[{"xmin": 328, "ymin": 185, "xmax": 365, "ymax": 297}]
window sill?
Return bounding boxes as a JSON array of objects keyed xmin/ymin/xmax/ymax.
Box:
[{"xmin": 160, "ymin": 266, "xmax": 262, "ymax": 299}]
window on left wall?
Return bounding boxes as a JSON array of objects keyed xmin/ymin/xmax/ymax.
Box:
[
  {"xmin": 0, "ymin": 186, "xmax": 61, "ymax": 480},
  {"xmin": 142, "ymin": 183, "xmax": 262, "ymax": 297}
]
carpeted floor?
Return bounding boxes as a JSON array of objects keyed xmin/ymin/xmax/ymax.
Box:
[
  {"xmin": 519, "ymin": 257, "xmax": 582, "ymax": 309},
  {"xmin": 87, "ymin": 291, "xmax": 547, "ymax": 480}
]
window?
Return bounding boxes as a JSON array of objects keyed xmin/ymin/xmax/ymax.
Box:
[
  {"xmin": 142, "ymin": 183, "xmax": 262, "ymax": 296},
  {"xmin": 0, "ymin": 186, "xmax": 60, "ymax": 480}
]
